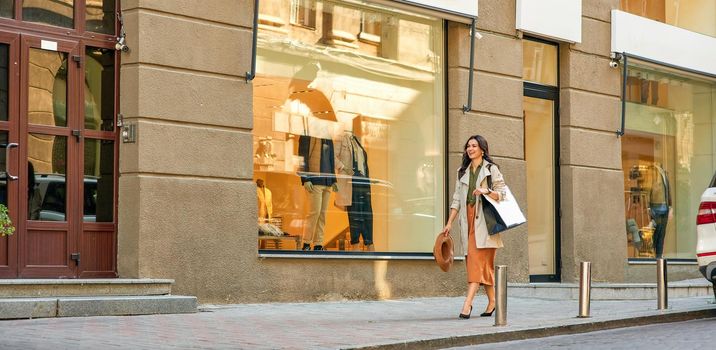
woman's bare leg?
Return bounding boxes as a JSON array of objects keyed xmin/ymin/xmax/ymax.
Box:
[
  {"xmin": 462, "ymin": 282, "xmax": 480, "ymax": 314},
  {"xmin": 484, "ymin": 284, "xmax": 495, "ymax": 313}
]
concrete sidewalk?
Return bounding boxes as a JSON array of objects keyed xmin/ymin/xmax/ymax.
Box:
[{"xmin": 0, "ymin": 295, "xmax": 715, "ymax": 349}]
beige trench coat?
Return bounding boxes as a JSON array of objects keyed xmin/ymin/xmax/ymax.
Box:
[
  {"xmin": 450, "ymin": 161, "xmax": 507, "ymax": 256},
  {"xmin": 334, "ymin": 132, "xmax": 354, "ymax": 208}
]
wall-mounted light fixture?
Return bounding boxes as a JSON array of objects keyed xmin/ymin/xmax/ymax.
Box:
[
  {"xmin": 609, "ymin": 52, "xmax": 623, "ymax": 68},
  {"xmin": 115, "ymin": 11, "xmax": 130, "ymax": 53}
]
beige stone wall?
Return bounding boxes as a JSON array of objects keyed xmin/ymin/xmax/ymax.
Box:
[
  {"xmin": 559, "ymin": 0, "xmax": 627, "ymax": 283},
  {"xmin": 117, "ymin": 0, "xmax": 257, "ymax": 302},
  {"xmin": 118, "ymin": 0, "xmax": 470, "ymax": 303},
  {"xmin": 447, "ymin": 0, "xmax": 529, "ymax": 283},
  {"xmin": 118, "ymin": 0, "xmax": 655, "ymax": 303}
]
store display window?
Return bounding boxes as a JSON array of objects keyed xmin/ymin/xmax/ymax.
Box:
[
  {"xmin": 621, "ymin": 62, "xmax": 716, "ymax": 259},
  {"xmin": 253, "ymin": 0, "xmax": 445, "ymax": 253}
]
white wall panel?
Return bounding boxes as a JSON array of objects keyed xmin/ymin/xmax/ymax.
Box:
[
  {"xmin": 612, "ymin": 10, "xmax": 716, "ymax": 76},
  {"xmin": 516, "ymin": 0, "xmax": 582, "ymax": 43}
]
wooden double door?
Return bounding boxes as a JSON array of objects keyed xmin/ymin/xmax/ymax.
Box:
[{"xmin": 0, "ymin": 31, "xmax": 118, "ymax": 278}]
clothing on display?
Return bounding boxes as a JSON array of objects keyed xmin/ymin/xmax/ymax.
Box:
[
  {"xmin": 335, "ymin": 130, "xmax": 373, "ymax": 247},
  {"xmin": 649, "ymin": 164, "xmax": 671, "ymax": 258},
  {"xmin": 256, "ymin": 179, "xmax": 273, "ymax": 222},
  {"xmin": 298, "ymin": 135, "xmax": 336, "ymax": 187},
  {"xmin": 298, "ymin": 135, "xmax": 337, "ymax": 248}
]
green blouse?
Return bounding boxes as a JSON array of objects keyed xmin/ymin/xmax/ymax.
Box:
[{"xmin": 466, "ymin": 164, "xmax": 481, "ymax": 206}]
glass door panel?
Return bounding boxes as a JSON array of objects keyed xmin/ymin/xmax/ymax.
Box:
[
  {"xmin": 524, "ymin": 96, "xmax": 556, "ymax": 276},
  {"xmin": 27, "ymin": 48, "xmax": 67, "ymax": 127},
  {"xmin": 83, "ymin": 139, "xmax": 113, "ymax": 222},
  {"xmin": 85, "ymin": 0, "xmax": 116, "ymax": 35},
  {"xmin": 0, "ymin": 42, "xmax": 9, "ymax": 121},
  {"xmin": 28, "ymin": 133, "xmax": 67, "ymax": 221},
  {"xmin": 84, "ymin": 47, "xmax": 114, "ymax": 131}
]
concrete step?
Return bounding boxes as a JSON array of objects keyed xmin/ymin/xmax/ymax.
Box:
[
  {"xmin": 0, "ymin": 279, "xmax": 174, "ymax": 298},
  {"xmin": 0, "ymin": 295, "xmax": 197, "ymax": 319},
  {"xmin": 509, "ymin": 279, "xmax": 715, "ymax": 300}
]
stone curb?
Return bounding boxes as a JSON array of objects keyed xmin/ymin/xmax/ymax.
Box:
[{"xmin": 347, "ymin": 308, "xmax": 716, "ymax": 350}]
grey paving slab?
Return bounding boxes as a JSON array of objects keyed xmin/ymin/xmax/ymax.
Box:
[
  {"xmin": 0, "ymin": 296, "xmax": 713, "ymax": 349},
  {"xmin": 57, "ymin": 296, "xmax": 198, "ymax": 317},
  {"xmin": 0, "ymin": 298, "xmax": 56, "ymax": 319}
]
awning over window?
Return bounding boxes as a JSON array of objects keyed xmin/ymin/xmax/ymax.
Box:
[{"xmin": 366, "ymin": 0, "xmax": 478, "ymax": 23}]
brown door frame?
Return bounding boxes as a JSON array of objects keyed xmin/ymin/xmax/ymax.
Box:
[
  {"xmin": 0, "ymin": 1, "xmax": 120, "ymax": 278},
  {"xmin": 19, "ymin": 33, "xmax": 81, "ymax": 278},
  {"xmin": 0, "ymin": 31, "xmax": 20, "ymax": 278}
]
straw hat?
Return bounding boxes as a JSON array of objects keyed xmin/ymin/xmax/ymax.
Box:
[{"xmin": 433, "ymin": 234, "xmax": 454, "ymax": 272}]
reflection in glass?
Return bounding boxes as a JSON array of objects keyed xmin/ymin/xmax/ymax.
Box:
[
  {"xmin": 85, "ymin": 47, "xmax": 115, "ymax": 131},
  {"xmin": 523, "ymin": 40, "xmax": 558, "ymax": 86},
  {"xmin": 84, "ymin": 139, "xmax": 113, "ymax": 222},
  {"xmin": 0, "ymin": 0, "xmax": 13, "ymax": 19},
  {"xmin": 0, "ymin": 44, "xmax": 8, "ymax": 121},
  {"xmin": 524, "ymin": 97, "xmax": 556, "ymax": 275},
  {"xmin": 622, "ymin": 63, "xmax": 716, "ymax": 259},
  {"xmin": 28, "ymin": 134, "xmax": 67, "ymax": 221},
  {"xmin": 28, "ymin": 48, "xmax": 67, "ymax": 127},
  {"xmin": 22, "ymin": 0, "xmax": 74, "ymax": 28},
  {"xmin": 86, "ymin": 0, "xmax": 115, "ymax": 34},
  {"xmin": 254, "ymin": 0, "xmax": 445, "ymax": 252}
]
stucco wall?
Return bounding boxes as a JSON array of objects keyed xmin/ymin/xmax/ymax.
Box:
[
  {"xmin": 117, "ymin": 0, "xmax": 656, "ymax": 303},
  {"xmin": 559, "ymin": 0, "xmax": 627, "ymax": 283},
  {"xmin": 447, "ymin": 0, "xmax": 529, "ymax": 284},
  {"xmin": 118, "ymin": 0, "xmax": 491, "ymax": 303}
]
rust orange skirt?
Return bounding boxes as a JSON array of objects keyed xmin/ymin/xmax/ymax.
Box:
[{"xmin": 466, "ymin": 203, "xmax": 496, "ymax": 285}]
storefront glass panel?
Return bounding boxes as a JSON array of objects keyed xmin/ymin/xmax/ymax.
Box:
[
  {"xmin": 620, "ymin": 0, "xmax": 716, "ymax": 38},
  {"xmin": 523, "ymin": 40, "xmax": 558, "ymax": 87},
  {"xmin": 254, "ymin": 0, "xmax": 445, "ymax": 253},
  {"xmin": 622, "ymin": 62, "xmax": 716, "ymax": 259}
]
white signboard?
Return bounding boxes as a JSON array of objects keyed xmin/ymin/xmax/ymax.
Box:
[
  {"xmin": 612, "ymin": 10, "xmax": 716, "ymax": 77},
  {"xmin": 516, "ymin": 0, "xmax": 582, "ymax": 43},
  {"xmin": 392, "ymin": 0, "xmax": 478, "ymax": 19}
]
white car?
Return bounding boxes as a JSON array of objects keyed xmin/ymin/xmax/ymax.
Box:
[{"xmin": 696, "ymin": 171, "xmax": 716, "ymax": 299}]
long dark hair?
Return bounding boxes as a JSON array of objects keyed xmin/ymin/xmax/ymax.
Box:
[{"xmin": 458, "ymin": 135, "xmax": 497, "ymax": 179}]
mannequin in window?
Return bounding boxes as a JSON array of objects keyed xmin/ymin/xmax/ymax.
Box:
[
  {"xmin": 290, "ymin": 62, "xmax": 338, "ymax": 251},
  {"xmin": 256, "ymin": 179, "xmax": 272, "ymax": 223},
  {"xmin": 648, "ymin": 163, "xmax": 671, "ymax": 258},
  {"xmin": 335, "ymin": 117, "xmax": 373, "ymax": 251}
]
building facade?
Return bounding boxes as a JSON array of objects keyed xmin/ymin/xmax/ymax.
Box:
[{"xmin": 0, "ymin": 0, "xmax": 714, "ymax": 303}]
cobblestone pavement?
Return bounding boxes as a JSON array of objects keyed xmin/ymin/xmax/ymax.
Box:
[
  {"xmin": 449, "ymin": 317, "xmax": 716, "ymax": 349},
  {"xmin": 0, "ymin": 296, "xmax": 714, "ymax": 349}
]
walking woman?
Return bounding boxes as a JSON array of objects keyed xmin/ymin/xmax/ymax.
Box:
[{"xmin": 440, "ymin": 135, "xmax": 507, "ymax": 319}]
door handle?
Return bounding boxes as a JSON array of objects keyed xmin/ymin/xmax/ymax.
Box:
[{"xmin": 5, "ymin": 143, "xmax": 17, "ymax": 181}]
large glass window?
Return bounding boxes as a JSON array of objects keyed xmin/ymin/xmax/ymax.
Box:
[
  {"xmin": 620, "ymin": 0, "xmax": 716, "ymax": 38},
  {"xmin": 254, "ymin": 0, "xmax": 444, "ymax": 253},
  {"xmin": 622, "ymin": 62, "xmax": 716, "ymax": 259}
]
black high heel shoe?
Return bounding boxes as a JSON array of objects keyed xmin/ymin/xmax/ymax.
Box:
[
  {"xmin": 458, "ymin": 306, "xmax": 472, "ymax": 319},
  {"xmin": 480, "ymin": 307, "xmax": 495, "ymax": 317}
]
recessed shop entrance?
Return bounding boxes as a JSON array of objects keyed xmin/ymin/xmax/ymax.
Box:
[{"xmin": 0, "ymin": 30, "xmax": 118, "ymax": 278}]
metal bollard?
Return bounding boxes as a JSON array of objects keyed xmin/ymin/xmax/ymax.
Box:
[
  {"xmin": 657, "ymin": 258, "xmax": 668, "ymax": 310},
  {"xmin": 494, "ymin": 265, "xmax": 507, "ymax": 326},
  {"xmin": 578, "ymin": 261, "xmax": 591, "ymax": 318}
]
